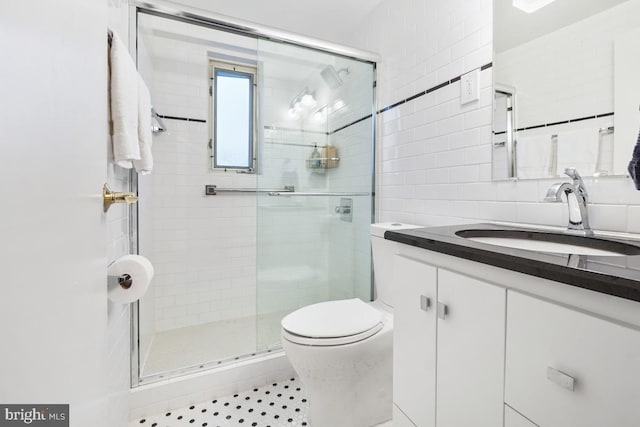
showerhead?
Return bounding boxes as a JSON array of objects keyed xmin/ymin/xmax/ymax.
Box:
[{"xmin": 320, "ymin": 65, "xmax": 349, "ymax": 89}]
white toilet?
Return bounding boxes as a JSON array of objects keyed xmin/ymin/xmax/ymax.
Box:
[{"xmin": 281, "ymin": 222, "xmax": 421, "ymax": 427}]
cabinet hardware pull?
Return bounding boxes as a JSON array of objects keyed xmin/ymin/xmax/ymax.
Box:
[
  {"xmin": 420, "ymin": 295, "xmax": 431, "ymax": 311},
  {"xmin": 547, "ymin": 367, "xmax": 576, "ymax": 391},
  {"xmin": 437, "ymin": 302, "xmax": 448, "ymax": 320}
]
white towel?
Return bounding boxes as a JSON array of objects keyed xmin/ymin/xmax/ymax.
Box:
[
  {"xmin": 556, "ymin": 128, "xmax": 599, "ymax": 176},
  {"xmin": 516, "ymin": 134, "xmax": 553, "ymax": 179},
  {"xmin": 133, "ymin": 76, "xmax": 153, "ymax": 175},
  {"xmin": 109, "ymin": 32, "xmax": 140, "ymax": 169}
]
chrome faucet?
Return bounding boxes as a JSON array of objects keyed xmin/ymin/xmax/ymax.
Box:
[{"xmin": 544, "ymin": 168, "xmax": 593, "ymax": 236}]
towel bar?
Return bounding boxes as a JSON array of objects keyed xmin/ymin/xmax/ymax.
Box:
[
  {"xmin": 151, "ymin": 106, "xmax": 167, "ymax": 134},
  {"xmin": 205, "ymin": 185, "xmax": 295, "ymax": 195},
  {"xmin": 269, "ymin": 191, "xmax": 370, "ymax": 197}
]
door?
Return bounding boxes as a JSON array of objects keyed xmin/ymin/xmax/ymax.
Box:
[
  {"xmin": 393, "ymin": 255, "xmax": 437, "ymax": 427},
  {"xmin": 0, "ymin": 1, "xmax": 111, "ymax": 425},
  {"xmin": 255, "ymin": 38, "xmax": 375, "ymax": 351},
  {"xmin": 436, "ymin": 269, "xmax": 506, "ymax": 427}
]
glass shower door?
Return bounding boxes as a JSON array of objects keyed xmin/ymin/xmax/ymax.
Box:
[{"xmin": 255, "ymin": 39, "xmax": 375, "ymax": 351}]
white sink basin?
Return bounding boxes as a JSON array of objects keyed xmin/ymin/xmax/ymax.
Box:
[
  {"xmin": 465, "ymin": 236, "xmax": 626, "ymax": 256},
  {"xmin": 455, "ymin": 229, "xmax": 640, "ymax": 257}
]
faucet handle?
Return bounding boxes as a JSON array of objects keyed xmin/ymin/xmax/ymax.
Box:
[
  {"xmin": 564, "ymin": 167, "xmax": 581, "ymax": 180},
  {"xmin": 564, "ymin": 167, "xmax": 588, "ymax": 199}
]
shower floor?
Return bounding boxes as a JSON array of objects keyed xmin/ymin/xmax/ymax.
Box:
[{"xmin": 143, "ymin": 311, "xmax": 288, "ymax": 377}]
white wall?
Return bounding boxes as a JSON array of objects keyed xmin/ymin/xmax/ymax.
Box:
[
  {"xmin": 496, "ymin": 2, "xmax": 640, "ymax": 129},
  {"xmin": 0, "ymin": 1, "xmax": 128, "ymax": 426},
  {"xmin": 348, "ymin": 0, "xmax": 640, "ymax": 234}
]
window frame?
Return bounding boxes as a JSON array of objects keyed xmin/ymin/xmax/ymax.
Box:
[{"xmin": 209, "ymin": 60, "xmax": 257, "ymax": 172}]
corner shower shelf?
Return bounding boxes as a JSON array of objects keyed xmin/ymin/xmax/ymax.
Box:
[{"xmin": 306, "ymin": 157, "xmax": 340, "ymax": 170}]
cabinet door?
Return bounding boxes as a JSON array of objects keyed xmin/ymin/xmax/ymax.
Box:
[
  {"xmin": 436, "ymin": 269, "xmax": 506, "ymax": 427},
  {"xmin": 393, "ymin": 255, "xmax": 437, "ymax": 427},
  {"xmin": 505, "ymin": 291, "xmax": 640, "ymax": 427}
]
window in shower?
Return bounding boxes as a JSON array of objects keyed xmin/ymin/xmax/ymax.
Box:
[{"xmin": 209, "ymin": 61, "xmax": 257, "ymax": 171}]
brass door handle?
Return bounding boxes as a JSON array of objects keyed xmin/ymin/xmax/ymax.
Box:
[{"xmin": 103, "ymin": 183, "xmax": 138, "ymax": 212}]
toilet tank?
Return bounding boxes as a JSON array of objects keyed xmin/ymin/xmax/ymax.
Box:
[{"xmin": 371, "ymin": 223, "xmax": 421, "ymax": 307}]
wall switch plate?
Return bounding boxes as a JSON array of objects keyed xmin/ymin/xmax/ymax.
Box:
[{"xmin": 460, "ymin": 68, "xmax": 480, "ymax": 105}]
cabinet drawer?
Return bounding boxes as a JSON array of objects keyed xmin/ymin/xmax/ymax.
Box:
[
  {"xmin": 505, "ymin": 291, "xmax": 640, "ymax": 427},
  {"xmin": 504, "ymin": 405, "xmax": 537, "ymax": 427}
]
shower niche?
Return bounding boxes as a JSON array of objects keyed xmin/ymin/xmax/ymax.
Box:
[{"xmin": 132, "ymin": 6, "xmax": 375, "ymax": 385}]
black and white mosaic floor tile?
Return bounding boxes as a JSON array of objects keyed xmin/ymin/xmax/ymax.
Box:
[{"xmin": 132, "ymin": 377, "xmax": 309, "ymax": 427}]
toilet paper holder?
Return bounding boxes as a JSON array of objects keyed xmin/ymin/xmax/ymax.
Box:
[{"xmin": 108, "ymin": 273, "xmax": 133, "ymax": 289}]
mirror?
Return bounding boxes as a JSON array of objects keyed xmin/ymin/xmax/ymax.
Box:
[{"xmin": 492, "ymin": 0, "xmax": 640, "ymax": 180}]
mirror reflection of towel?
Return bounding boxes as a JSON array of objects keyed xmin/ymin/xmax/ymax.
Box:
[
  {"xmin": 628, "ymin": 129, "xmax": 640, "ymax": 190},
  {"xmin": 556, "ymin": 128, "xmax": 599, "ymax": 176},
  {"xmin": 516, "ymin": 135, "xmax": 552, "ymax": 179}
]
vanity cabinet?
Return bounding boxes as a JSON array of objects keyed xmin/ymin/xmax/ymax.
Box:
[
  {"xmin": 393, "ymin": 255, "xmax": 506, "ymax": 427},
  {"xmin": 389, "ymin": 225, "xmax": 640, "ymax": 427},
  {"xmin": 505, "ymin": 291, "xmax": 640, "ymax": 427}
]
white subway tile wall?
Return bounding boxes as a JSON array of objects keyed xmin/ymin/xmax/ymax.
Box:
[
  {"xmin": 257, "ymin": 68, "xmax": 330, "ymax": 319},
  {"xmin": 138, "ymin": 17, "xmax": 261, "ymax": 333},
  {"xmin": 349, "ymin": 0, "xmax": 640, "ymax": 233}
]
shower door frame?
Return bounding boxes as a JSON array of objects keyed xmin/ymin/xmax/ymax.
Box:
[{"xmin": 128, "ymin": 0, "xmax": 379, "ymax": 387}]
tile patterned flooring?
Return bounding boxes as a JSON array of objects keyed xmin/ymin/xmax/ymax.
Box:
[
  {"xmin": 130, "ymin": 377, "xmax": 393, "ymax": 427},
  {"xmin": 132, "ymin": 377, "xmax": 309, "ymax": 427}
]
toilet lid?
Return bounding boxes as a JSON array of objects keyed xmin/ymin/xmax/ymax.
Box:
[{"xmin": 281, "ymin": 298, "xmax": 383, "ymax": 339}]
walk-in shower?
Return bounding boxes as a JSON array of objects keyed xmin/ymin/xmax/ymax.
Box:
[{"xmin": 130, "ymin": 2, "xmax": 377, "ymax": 385}]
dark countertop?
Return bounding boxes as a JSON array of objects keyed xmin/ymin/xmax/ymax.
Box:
[{"xmin": 385, "ymin": 223, "xmax": 640, "ymax": 303}]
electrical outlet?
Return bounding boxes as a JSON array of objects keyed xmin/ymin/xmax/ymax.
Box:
[{"xmin": 460, "ymin": 68, "xmax": 480, "ymax": 105}]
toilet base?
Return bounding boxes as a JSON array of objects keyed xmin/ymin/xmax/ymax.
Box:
[{"xmin": 282, "ymin": 320, "xmax": 392, "ymax": 427}]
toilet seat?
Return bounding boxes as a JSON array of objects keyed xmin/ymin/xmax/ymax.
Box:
[{"xmin": 281, "ymin": 298, "xmax": 384, "ymax": 346}]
